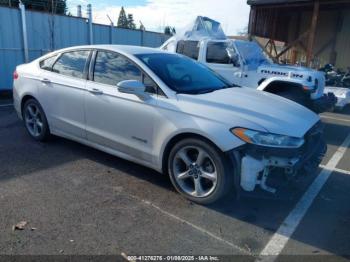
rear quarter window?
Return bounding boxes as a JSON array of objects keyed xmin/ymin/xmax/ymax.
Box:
[
  {"xmin": 206, "ymin": 42, "xmax": 231, "ymax": 64},
  {"xmin": 39, "ymin": 55, "xmax": 58, "ymax": 71}
]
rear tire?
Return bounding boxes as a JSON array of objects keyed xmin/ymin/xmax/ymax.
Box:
[
  {"xmin": 168, "ymin": 138, "xmax": 234, "ymax": 205},
  {"xmin": 22, "ymin": 99, "xmax": 51, "ymax": 141}
]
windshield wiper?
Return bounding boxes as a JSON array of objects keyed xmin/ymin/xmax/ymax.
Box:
[
  {"xmin": 177, "ymin": 85, "xmax": 237, "ymax": 95},
  {"xmin": 177, "ymin": 89, "xmax": 217, "ymax": 95}
]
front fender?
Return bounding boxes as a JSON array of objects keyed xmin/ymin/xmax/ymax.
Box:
[
  {"xmin": 257, "ymin": 77, "xmax": 306, "ymax": 91},
  {"xmin": 154, "ymin": 114, "xmax": 246, "ymax": 172}
]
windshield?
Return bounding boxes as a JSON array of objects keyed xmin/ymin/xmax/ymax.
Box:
[
  {"xmin": 136, "ymin": 53, "xmax": 235, "ymax": 94},
  {"xmin": 234, "ymin": 40, "xmax": 272, "ymax": 68}
]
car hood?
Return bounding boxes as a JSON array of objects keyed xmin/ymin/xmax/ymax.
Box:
[{"xmin": 177, "ymin": 87, "xmax": 320, "ymax": 138}]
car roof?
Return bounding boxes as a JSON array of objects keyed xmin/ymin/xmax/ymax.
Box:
[{"xmin": 55, "ymin": 44, "xmax": 164, "ymax": 55}]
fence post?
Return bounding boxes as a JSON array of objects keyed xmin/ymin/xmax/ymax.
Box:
[
  {"xmin": 106, "ymin": 15, "xmax": 114, "ymax": 44},
  {"xmin": 141, "ymin": 30, "xmax": 144, "ymax": 46},
  {"xmin": 110, "ymin": 25, "xmax": 113, "ymax": 44},
  {"xmin": 19, "ymin": 1, "xmax": 29, "ymax": 62},
  {"xmin": 87, "ymin": 4, "xmax": 93, "ymax": 44},
  {"xmin": 77, "ymin": 5, "xmax": 82, "ymax": 17}
]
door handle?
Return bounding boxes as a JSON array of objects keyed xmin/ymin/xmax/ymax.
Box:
[
  {"xmin": 89, "ymin": 88, "xmax": 103, "ymax": 95},
  {"xmin": 41, "ymin": 78, "xmax": 51, "ymax": 84}
]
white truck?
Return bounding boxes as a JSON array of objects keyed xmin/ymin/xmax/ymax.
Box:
[{"xmin": 161, "ymin": 17, "xmax": 336, "ymax": 112}]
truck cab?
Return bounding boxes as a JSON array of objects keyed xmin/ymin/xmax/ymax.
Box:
[
  {"xmin": 162, "ymin": 39, "xmax": 242, "ymax": 84},
  {"xmin": 161, "ymin": 37, "xmax": 336, "ymax": 113}
]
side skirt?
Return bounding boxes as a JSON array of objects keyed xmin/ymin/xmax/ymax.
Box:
[{"xmin": 50, "ymin": 128, "xmax": 162, "ymax": 173}]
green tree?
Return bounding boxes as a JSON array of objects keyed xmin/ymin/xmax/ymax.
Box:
[
  {"xmin": 0, "ymin": 0, "xmax": 67, "ymax": 15},
  {"xmin": 127, "ymin": 14, "xmax": 136, "ymax": 29},
  {"xmin": 117, "ymin": 6, "xmax": 129, "ymax": 28}
]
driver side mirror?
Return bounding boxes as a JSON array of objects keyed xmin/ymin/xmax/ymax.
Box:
[
  {"xmin": 230, "ymin": 54, "xmax": 240, "ymax": 67},
  {"xmin": 117, "ymin": 80, "xmax": 150, "ymax": 100},
  {"xmin": 226, "ymin": 48, "xmax": 240, "ymax": 67}
]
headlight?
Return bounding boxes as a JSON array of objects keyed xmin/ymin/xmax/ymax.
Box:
[{"xmin": 231, "ymin": 128, "xmax": 304, "ymax": 148}]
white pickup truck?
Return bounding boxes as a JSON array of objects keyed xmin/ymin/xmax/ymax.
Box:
[{"xmin": 161, "ymin": 37, "xmax": 336, "ymax": 113}]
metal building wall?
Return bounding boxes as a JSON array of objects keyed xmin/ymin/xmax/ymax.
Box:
[
  {"xmin": 249, "ymin": 1, "xmax": 350, "ymax": 68},
  {"xmin": 0, "ymin": 7, "xmax": 24, "ymax": 91},
  {"xmin": 0, "ymin": 6, "xmax": 169, "ymax": 90},
  {"xmin": 285, "ymin": 9, "xmax": 350, "ymax": 69},
  {"xmin": 335, "ymin": 10, "xmax": 350, "ymax": 69}
]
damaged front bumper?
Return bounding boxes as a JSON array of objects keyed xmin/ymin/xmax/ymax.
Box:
[{"xmin": 229, "ymin": 121, "xmax": 327, "ymax": 197}]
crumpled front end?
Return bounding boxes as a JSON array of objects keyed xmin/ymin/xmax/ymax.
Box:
[{"xmin": 229, "ymin": 121, "xmax": 327, "ymax": 196}]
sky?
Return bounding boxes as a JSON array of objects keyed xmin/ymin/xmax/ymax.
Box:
[{"xmin": 66, "ymin": 0, "xmax": 250, "ymax": 36}]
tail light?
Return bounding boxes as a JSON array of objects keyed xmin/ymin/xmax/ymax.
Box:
[{"xmin": 13, "ymin": 70, "xmax": 19, "ymax": 80}]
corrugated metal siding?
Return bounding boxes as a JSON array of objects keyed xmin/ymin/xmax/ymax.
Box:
[
  {"xmin": 113, "ymin": 28, "xmax": 142, "ymax": 46},
  {"xmin": 250, "ymin": 2, "xmax": 349, "ymax": 68},
  {"xmin": 249, "ymin": 7, "xmax": 294, "ymax": 42},
  {"xmin": 143, "ymin": 31, "xmax": 168, "ymax": 47},
  {"xmin": 0, "ymin": 6, "xmax": 169, "ymax": 90},
  {"xmin": 314, "ymin": 11, "xmax": 338, "ymax": 66},
  {"xmin": 93, "ymin": 24, "xmax": 110, "ymax": 44},
  {"xmin": 285, "ymin": 8, "xmax": 349, "ymax": 68},
  {"xmin": 0, "ymin": 7, "xmax": 24, "ymax": 91}
]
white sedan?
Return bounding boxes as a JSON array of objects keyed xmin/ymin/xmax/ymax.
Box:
[{"xmin": 13, "ymin": 45, "xmax": 326, "ymax": 204}]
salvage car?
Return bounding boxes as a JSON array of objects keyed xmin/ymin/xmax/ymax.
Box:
[{"xmin": 13, "ymin": 45, "xmax": 326, "ymax": 204}]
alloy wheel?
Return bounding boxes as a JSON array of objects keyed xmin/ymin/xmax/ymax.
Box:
[
  {"xmin": 24, "ymin": 103, "xmax": 44, "ymax": 137},
  {"xmin": 172, "ymin": 146, "xmax": 218, "ymax": 198}
]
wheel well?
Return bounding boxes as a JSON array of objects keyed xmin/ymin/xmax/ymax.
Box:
[
  {"xmin": 263, "ymin": 81, "xmax": 303, "ymax": 94},
  {"xmin": 258, "ymin": 78, "xmax": 266, "ymax": 85},
  {"xmin": 20, "ymin": 95, "xmax": 36, "ymax": 116},
  {"xmin": 161, "ymin": 133, "xmax": 221, "ymax": 174}
]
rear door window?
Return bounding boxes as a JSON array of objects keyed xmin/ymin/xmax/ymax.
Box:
[
  {"xmin": 52, "ymin": 50, "xmax": 90, "ymax": 79},
  {"xmin": 176, "ymin": 40, "xmax": 199, "ymax": 60},
  {"xmin": 206, "ymin": 42, "xmax": 231, "ymax": 64}
]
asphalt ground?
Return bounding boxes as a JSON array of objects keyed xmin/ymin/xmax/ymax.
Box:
[{"xmin": 0, "ymin": 99, "xmax": 349, "ymax": 261}]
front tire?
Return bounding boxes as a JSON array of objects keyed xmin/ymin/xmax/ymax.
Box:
[
  {"xmin": 168, "ymin": 138, "xmax": 234, "ymax": 205},
  {"xmin": 23, "ymin": 99, "xmax": 51, "ymax": 141}
]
